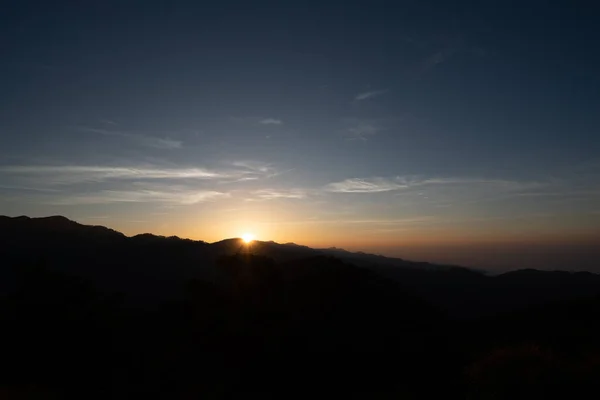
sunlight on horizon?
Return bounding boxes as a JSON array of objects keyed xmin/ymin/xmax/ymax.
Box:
[{"xmin": 241, "ymin": 233, "xmax": 255, "ymax": 243}]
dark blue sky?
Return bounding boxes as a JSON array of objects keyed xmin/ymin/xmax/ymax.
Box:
[{"xmin": 1, "ymin": 1, "xmax": 599, "ymax": 269}]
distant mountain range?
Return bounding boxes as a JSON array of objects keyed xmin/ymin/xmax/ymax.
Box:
[
  {"xmin": 0, "ymin": 214, "xmax": 460, "ymax": 269},
  {"xmin": 2, "ymin": 215, "xmax": 600, "ymax": 317},
  {"xmin": 3, "ymin": 215, "xmax": 600, "ymax": 397}
]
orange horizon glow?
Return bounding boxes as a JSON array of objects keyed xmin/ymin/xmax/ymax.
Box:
[
  {"xmin": 94, "ymin": 220, "xmax": 600, "ymax": 250},
  {"xmin": 241, "ymin": 233, "xmax": 255, "ymax": 243}
]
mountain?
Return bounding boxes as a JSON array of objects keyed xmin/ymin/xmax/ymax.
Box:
[
  {"xmin": 0, "ymin": 215, "xmax": 125, "ymax": 241},
  {"xmin": 0, "ymin": 215, "xmax": 458, "ymax": 290},
  {"xmin": 0, "ymin": 215, "xmax": 451, "ymax": 268},
  {"xmin": 2, "ymin": 215, "xmax": 600, "ymax": 397},
  {"xmin": 318, "ymin": 246, "xmax": 461, "ymax": 270},
  {"xmin": 2, "ymin": 215, "xmax": 600, "ymax": 315}
]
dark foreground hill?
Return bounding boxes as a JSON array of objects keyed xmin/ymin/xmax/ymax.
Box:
[{"xmin": 1, "ymin": 215, "xmax": 600, "ymax": 398}]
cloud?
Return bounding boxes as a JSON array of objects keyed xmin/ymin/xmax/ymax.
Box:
[
  {"xmin": 325, "ymin": 178, "xmax": 407, "ymax": 193},
  {"xmin": 341, "ymin": 117, "xmax": 391, "ymax": 141},
  {"xmin": 0, "ymin": 185, "xmax": 58, "ymax": 192},
  {"xmin": 346, "ymin": 124, "xmax": 381, "ymax": 141},
  {"xmin": 0, "ymin": 163, "xmax": 282, "ymax": 186},
  {"xmin": 0, "ymin": 160, "xmax": 296, "ymax": 206},
  {"xmin": 141, "ymin": 137, "xmax": 182, "ymax": 150},
  {"xmin": 0, "ymin": 162, "xmax": 284, "ymax": 206},
  {"xmin": 417, "ymin": 177, "xmax": 544, "ymax": 190},
  {"xmin": 249, "ymin": 189, "xmax": 308, "ymax": 201},
  {"xmin": 0, "ymin": 165, "xmax": 231, "ymax": 184},
  {"xmin": 354, "ymin": 89, "xmax": 388, "ymax": 101},
  {"xmin": 219, "ymin": 176, "xmax": 261, "ymax": 184},
  {"xmin": 324, "ymin": 176, "xmax": 548, "ymax": 196},
  {"xmin": 229, "ymin": 161, "xmax": 293, "ymax": 179},
  {"xmin": 423, "ymin": 50, "xmax": 447, "ymax": 69},
  {"xmin": 47, "ymin": 189, "xmax": 229, "ymax": 205},
  {"xmin": 79, "ymin": 127, "xmax": 182, "ymax": 149},
  {"xmin": 259, "ymin": 118, "xmax": 283, "ymax": 125},
  {"xmin": 273, "ymin": 216, "xmax": 437, "ymax": 226},
  {"xmin": 231, "ymin": 161, "xmax": 273, "ymax": 173},
  {"xmin": 419, "ymin": 41, "xmax": 461, "ymax": 74},
  {"xmin": 401, "ymin": 34, "xmax": 467, "ymax": 77}
]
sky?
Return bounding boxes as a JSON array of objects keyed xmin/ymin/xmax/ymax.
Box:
[{"xmin": 1, "ymin": 1, "xmax": 599, "ymax": 271}]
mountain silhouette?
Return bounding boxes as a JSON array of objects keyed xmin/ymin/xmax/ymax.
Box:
[
  {"xmin": 0, "ymin": 214, "xmax": 125, "ymax": 240},
  {"xmin": 0, "ymin": 215, "xmax": 447, "ymax": 266},
  {"xmin": 2, "ymin": 215, "xmax": 600, "ymax": 313},
  {"xmin": 2, "ymin": 215, "xmax": 600, "ymax": 398}
]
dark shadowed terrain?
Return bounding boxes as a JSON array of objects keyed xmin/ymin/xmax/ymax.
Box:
[{"xmin": 1, "ymin": 216, "xmax": 600, "ymax": 398}]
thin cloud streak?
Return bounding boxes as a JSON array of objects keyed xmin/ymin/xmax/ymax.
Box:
[
  {"xmin": 46, "ymin": 189, "xmax": 229, "ymax": 205},
  {"xmin": 346, "ymin": 124, "xmax": 380, "ymax": 141},
  {"xmin": 421, "ymin": 50, "xmax": 451, "ymax": 72},
  {"xmin": 0, "ymin": 166, "xmax": 228, "ymax": 184},
  {"xmin": 229, "ymin": 161, "xmax": 290, "ymax": 179},
  {"xmin": 0, "ymin": 185, "xmax": 59, "ymax": 192},
  {"xmin": 218, "ymin": 176, "xmax": 260, "ymax": 184},
  {"xmin": 259, "ymin": 118, "xmax": 283, "ymax": 125},
  {"xmin": 326, "ymin": 176, "xmax": 546, "ymax": 194},
  {"xmin": 248, "ymin": 189, "xmax": 308, "ymax": 201},
  {"xmin": 411, "ymin": 35, "xmax": 464, "ymax": 76},
  {"xmin": 79, "ymin": 127, "xmax": 182, "ymax": 149},
  {"xmin": 325, "ymin": 178, "xmax": 407, "ymax": 193},
  {"xmin": 354, "ymin": 89, "xmax": 388, "ymax": 101},
  {"xmin": 276, "ymin": 216, "xmax": 438, "ymax": 226},
  {"xmin": 419, "ymin": 177, "xmax": 543, "ymax": 188},
  {"xmin": 341, "ymin": 117, "xmax": 390, "ymax": 141},
  {"xmin": 0, "ymin": 165, "xmax": 274, "ymax": 185},
  {"xmin": 231, "ymin": 161, "xmax": 273, "ymax": 173}
]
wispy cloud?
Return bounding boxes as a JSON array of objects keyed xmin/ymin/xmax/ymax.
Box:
[
  {"xmin": 341, "ymin": 117, "xmax": 390, "ymax": 141},
  {"xmin": 0, "ymin": 162, "xmax": 284, "ymax": 206},
  {"xmin": 419, "ymin": 39, "xmax": 462, "ymax": 75},
  {"xmin": 79, "ymin": 127, "xmax": 182, "ymax": 150},
  {"xmin": 322, "ymin": 174, "xmax": 600, "ymax": 213},
  {"xmin": 417, "ymin": 177, "xmax": 544, "ymax": 191},
  {"xmin": 346, "ymin": 124, "xmax": 381, "ymax": 141},
  {"xmin": 325, "ymin": 178, "xmax": 407, "ymax": 193},
  {"xmin": 46, "ymin": 189, "xmax": 229, "ymax": 206},
  {"xmin": 0, "ymin": 165, "xmax": 234, "ymax": 185},
  {"xmin": 422, "ymin": 50, "xmax": 449, "ymax": 71},
  {"xmin": 0, "ymin": 185, "xmax": 59, "ymax": 192},
  {"xmin": 325, "ymin": 176, "xmax": 547, "ymax": 195},
  {"xmin": 0, "ymin": 158, "xmax": 300, "ymax": 207},
  {"xmin": 230, "ymin": 161, "xmax": 292, "ymax": 179},
  {"xmin": 354, "ymin": 89, "xmax": 388, "ymax": 101},
  {"xmin": 273, "ymin": 216, "xmax": 437, "ymax": 226},
  {"xmin": 231, "ymin": 161, "xmax": 273, "ymax": 173},
  {"xmin": 219, "ymin": 176, "xmax": 261, "ymax": 184},
  {"xmin": 402, "ymin": 34, "xmax": 467, "ymax": 77},
  {"xmin": 99, "ymin": 119, "xmax": 118, "ymax": 126},
  {"xmin": 248, "ymin": 189, "xmax": 308, "ymax": 201},
  {"xmin": 259, "ymin": 118, "xmax": 283, "ymax": 125}
]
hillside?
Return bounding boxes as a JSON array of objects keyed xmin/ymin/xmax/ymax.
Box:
[
  {"xmin": 2, "ymin": 215, "xmax": 599, "ymax": 314},
  {"xmin": 1, "ymin": 215, "xmax": 600, "ymax": 398}
]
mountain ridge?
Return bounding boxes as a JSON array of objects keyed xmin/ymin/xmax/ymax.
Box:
[
  {"xmin": 2, "ymin": 215, "xmax": 600, "ymax": 315},
  {"xmin": 0, "ymin": 215, "xmax": 451, "ymax": 270}
]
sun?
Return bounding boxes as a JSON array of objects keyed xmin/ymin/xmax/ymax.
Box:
[{"xmin": 241, "ymin": 233, "xmax": 255, "ymax": 244}]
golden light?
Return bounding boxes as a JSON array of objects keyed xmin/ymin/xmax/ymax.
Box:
[{"xmin": 241, "ymin": 233, "xmax": 255, "ymax": 244}]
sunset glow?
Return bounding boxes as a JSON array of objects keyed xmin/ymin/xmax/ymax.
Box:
[
  {"xmin": 242, "ymin": 233, "xmax": 255, "ymax": 244},
  {"xmin": 1, "ymin": 2, "xmax": 599, "ymax": 273}
]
